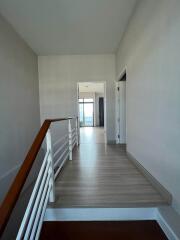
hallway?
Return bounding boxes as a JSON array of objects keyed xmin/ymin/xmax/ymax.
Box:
[
  {"xmin": 1, "ymin": 1, "xmax": 180, "ymax": 238},
  {"xmin": 51, "ymin": 128, "xmax": 169, "ymax": 208},
  {"xmin": 80, "ymin": 127, "xmax": 106, "ymax": 144}
]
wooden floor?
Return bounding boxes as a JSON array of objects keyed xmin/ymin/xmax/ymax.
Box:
[
  {"xmin": 79, "ymin": 127, "xmax": 106, "ymax": 144},
  {"xmin": 40, "ymin": 221, "xmax": 168, "ymax": 240},
  {"xmin": 51, "ymin": 127, "xmax": 168, "ymax": 208}
]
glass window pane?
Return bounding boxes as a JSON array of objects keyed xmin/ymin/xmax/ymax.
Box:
[
  {"xmin": 79, "ymin": 98, "xmax": 83, "ymax": 102},
  {"xmin": 84, "ymin": 98, "xmax": 93, "ymax": 102},
  {"xmin": 79, "ymin": 103, "xmax": 84, "ymax": 126},
  {"xmin": 84, "ymin": 103, "xmax": 93, "ymax": 126}
]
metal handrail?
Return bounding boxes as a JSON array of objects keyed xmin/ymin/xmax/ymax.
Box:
[{"xmin": 0, "ymin": 117, "xmax": 79, "ymax": 238}]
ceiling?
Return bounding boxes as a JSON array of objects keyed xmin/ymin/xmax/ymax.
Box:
[
  {"xmin": 79, "ymin": 83, "xmax": 104, "ymax": 93},
  {"xmin": 0, "ymin": 0, "xmax": 137, "ymax": 55}
]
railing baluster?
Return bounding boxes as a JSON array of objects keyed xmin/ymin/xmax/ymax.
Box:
[
  {"xmin": 76, "ymin": 117, "xmax": 79, "ymax": 146},
  {"xmin": 29, "ymin": 172, "xmax": 51, "ymax": 240},
  {"xmin": 16, "ymin": 150, "xmax": 50, "ymax": 239},
  {"xmin": 54, "ymin": 151, "xmax": 69, "ymax": 179},
  {"xmin": 23, "ymin": 161, "xmax": 51, "ymax": 239},
  {"xmin": 54, "ymin": 146, "xmax": 69, "ymax": 169},
  {"xmin": 35, "ymin": 182, "xmax": 52, "ymax": 240},
  {"xmin": 0, "ymin": 117, "xmax": 80, "ymax": 239},
  {"xmin": 46, "ymin": 129, "xmax": 55, "ymax": 202},
  {"xmin": 68, "ymin": 119, "xmax": 72, "ymax": 160},
  {"xmin": 54, "ymin": 139, "xmax": 68, "ymax": 159}
]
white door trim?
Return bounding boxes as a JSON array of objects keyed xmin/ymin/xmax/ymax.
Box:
[{"xmin": 115, "ymin": 67, "xmax": 127, "ymax": 144}]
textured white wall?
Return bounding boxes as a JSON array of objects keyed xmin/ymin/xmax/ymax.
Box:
[
  {"xmin": 79, "ymin": 92, "xmax": 95, "ymax": 99},
  {"xmin": 0, "ymin": 15, "xmax": 40, "ymax": 202},
  {"xmin": 38, "ymin": 55, "xmax": 116, "ymax": 142},
  {"xmin": 116, "ymin": 0, "xmax": 180, "ymax": 214}
]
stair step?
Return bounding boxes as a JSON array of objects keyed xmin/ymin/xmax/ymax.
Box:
[{"xmin": 40, "ymin": 221, "xmax": 167, "ymax": 240}]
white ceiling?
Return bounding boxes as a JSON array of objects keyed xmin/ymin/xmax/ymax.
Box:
[
  {"xmin": 0, "ymin": 0, "xmax": 137, "ymax": 55},
  {"xmin": 79, "ymin": 82, "xmax": 104, "ymax": 93}
]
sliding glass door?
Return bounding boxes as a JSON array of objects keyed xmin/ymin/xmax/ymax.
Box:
[{"xmin": 79, "ymin": 98, "xmax": 94, "ymax": 127}]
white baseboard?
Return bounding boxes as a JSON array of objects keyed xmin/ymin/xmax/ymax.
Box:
[
  {"xmin": 127, "ymin": 151, "xmax": 172, "ymax": 204},
  {"xmin": 156, "ymin": 207, "xmax": 180, "ymax": 240},
  {"xmin": 157, "ymin": 211, "xmax": 178, "ymax": 240},
  {"xmin": 44, "ymin": 207, "xmax": 156, "ymax": 221}
]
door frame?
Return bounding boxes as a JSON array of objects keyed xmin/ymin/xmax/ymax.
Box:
[
  {"xmin": 77, "ymin": 81, "xmax": 107, "ymax": 141},
  {"xmin": 116, "ymin": 67, "xmax": 127, "ymax": 144}
]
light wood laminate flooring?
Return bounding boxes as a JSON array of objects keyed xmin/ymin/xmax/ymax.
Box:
[{"xmin": 51, "ymin": 127, "xmax": 169, "ymax": 208}]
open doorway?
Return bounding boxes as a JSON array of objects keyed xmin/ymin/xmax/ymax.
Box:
[
  {"xmin": 77, "ymin": 82, "xmax": 106, "ymax": 143},
  {"xmin": 117, "ymin": 71, "xmax": 126, "ymax": 144}
]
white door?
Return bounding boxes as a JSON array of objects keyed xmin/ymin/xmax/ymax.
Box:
[{"xmin": 117, "ymin": 80, "xmax": 126, "ymax": 144}]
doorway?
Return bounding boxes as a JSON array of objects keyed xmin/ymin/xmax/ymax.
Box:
[
  {"xmin": 117, "ymin": 71, "xmax": 126, "ymax": 144},
  {"xmin": 99, "ymin": 97, "xmax": 104, "ymax": 127},
  {"xmin": 77, "ymin": 82, "xmax": 106, "ymax": 143}
]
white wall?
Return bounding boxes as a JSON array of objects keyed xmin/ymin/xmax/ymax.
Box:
[
  {"xmin": 0, "ymin": 14, "xmax": 40, "ymax": 202},
  {"xmin": 38, "ymin": 55, "xmax": 116, "ymax": 142},
  {"xmin": 116, "ymin": 0, "xmax": 180, "ymax": 214},
  {"xmin": 79, "ymin": 92, "xmax": 95, "ymax": 99}
]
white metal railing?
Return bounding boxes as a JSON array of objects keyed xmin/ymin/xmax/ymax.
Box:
[{"xmin": 16, "ymin": 118, "xmax": 79, "ymax": 240}]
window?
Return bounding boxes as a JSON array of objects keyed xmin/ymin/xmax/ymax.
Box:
[{"xmin": 78, "ymin": 98, "xmax": 94, "ymax": 127}]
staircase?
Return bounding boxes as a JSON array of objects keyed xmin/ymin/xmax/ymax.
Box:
[
  {"xmin": 40, "ymin": 221, "xmax": 167, "ymax": 240},
  {"xmin": 0, "ymin": 118, "xmax": 171, "ymax": 239}
]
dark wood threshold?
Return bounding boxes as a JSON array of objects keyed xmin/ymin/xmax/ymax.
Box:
[{"xmin": 40, "ymin": 221, "xmax": 168, "ymax": 240}]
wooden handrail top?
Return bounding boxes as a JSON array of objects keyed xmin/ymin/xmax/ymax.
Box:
[
  {"xmin": 47, "ymin": 117, "xmax": 73, "ymax": 122},
  {"xmin": 0, "ymin": 117, "xmax": 76, "ymax": 236}
]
